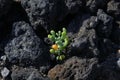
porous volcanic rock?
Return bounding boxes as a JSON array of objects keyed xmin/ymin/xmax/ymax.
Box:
[
  {"xmin": 21, "ymin": 0, "xmax": 85, "ymax": 31},
  {"xmin": 48, "ymin": 56, "xmax": 98, "ymax": 80},
  {"xmin": 11, "ymin": 67, "xmax": 50, "ymax": 80},
  {"xmin": 4, "ymin": 21, "xmax": 50, "ymax": 69}
]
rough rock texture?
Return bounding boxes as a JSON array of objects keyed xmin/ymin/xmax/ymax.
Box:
[
  {"xmin": 65, "ymin": 0, "xmax": 85, "ymax": 14},
  {"xmin": 0, "ymin": 0, "xmax": 120, "ymax": 80},
  {"xmin": 95, "ymin": 9, "xmax": 117, "ymax": 60},
  {"xmin": 21, "ymin": 0, "xmax": 51, "ymax": 30},
  {"xmin": 11, "ymin": 67, "xmax": 50, "ymax": 80},
  {"xmin": 48, "ymin": 56, "xmax": 98, "ymax": 80},
  {"xmin": 96, "ymin": 9, "xmax": 113, "ymax": 38},
  {"xmin": 68, "ymin": 15, "xmax": 99, "ymax": 57},
  {"xmin": 21, "ymin": 0, "xmax": 85, "ymax": 31},
  {"xmin": 4, "ymin": 21, "xmax": 50, "ymax": 68},
  {"xmin": 0, "ymin": 0, "xmax": 12, "ymax": 17},
  {"xmin": 67, "ymin": 9, "xmax": 115, "ymax": 59},
  {"xmin": 86, "ymin": 0, "xmax": 109, "ymax": 13},
  {"xmin": 107, "ymin": 0, "xmax": 120, "ymax": 20}
]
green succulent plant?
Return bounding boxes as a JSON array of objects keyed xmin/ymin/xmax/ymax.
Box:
[{"xmin": 48, "ymin": 28, "xmax": 69, "ymax": 60}]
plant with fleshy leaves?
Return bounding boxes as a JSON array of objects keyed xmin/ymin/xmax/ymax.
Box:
[{"xmin": 48, "ymin": 28, "xmax": 69, "ymax": 60}]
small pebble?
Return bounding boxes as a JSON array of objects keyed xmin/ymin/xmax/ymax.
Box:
[
  {"xmin": 95, "ymin": 17, "xmax": 98, "ymax": 22},
  {"xmin": 117, "ymin": 58, "xmax": 120, "ymax": 68},
  {"xmin": 118, "ymin": 49, "xmax": 120, "ymax": 54},
  {"xmin": 1, "ymin": 55, "xmax": 6, "ymax": 61},
  {"xmin": 1, "ymin": 67, "xmax": 10, "ymax": 78}
]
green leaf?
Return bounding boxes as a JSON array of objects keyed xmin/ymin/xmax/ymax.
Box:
[
  {"xmin": 50, "ymin": 30, "xmax": 55, "ymax": 35},
  {"xmin": 50, "ymin": 49, "xmax": 55, "ymax": 54},
  {"xmin": 63, "ymin": 37, "xmax": 69, "ymax": 47},
  {"xmin": 48, "ymin": 34, "xmax": 52, "ymax": 39},
  {"xmin": 60, "ymin": 55, "xmax": 65, "ymax": 60},
  {"xmin": 56, "ymin": 56, "xmax": 59, "ymax": 60},
  {"xmin": 62, "ymin": 27, "xmax": 66, "ymax": 32}
]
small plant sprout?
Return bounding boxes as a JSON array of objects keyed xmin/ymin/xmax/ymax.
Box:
[{"xmin": 48, "ymin": 28, "xmax": 69, "ymax": 60}]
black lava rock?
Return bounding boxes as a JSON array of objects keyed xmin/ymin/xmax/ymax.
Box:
[
  {"xmin": 96, "ymin": 9, "xmax": 113, "ymax": 38},
  {"xmin": 0, "ymin": 0, "xmax": 119, "ymax": 80},
  {"xmin": 21, "ymin": 0, "xmax": 85, "ymax": 31},
  {"xmin": 107, "ymin": 0, "xmax": 120, "ymax": 20},
  {"xmin": 21, "ymin": 0, "xmax": 50, "ymax": 30},
  {"xmin": 4, "ymin": 21, "xmax": 50, "ymax": 67},
  {"xmin": 11, "ymin": 67, "xmax": 50, "ymax": 80},
  {"xmin": 68, "ymin": 15, "xmax": 99, "ymax": 57},
  {"xmin": 86, "ymin": 0, "xmax": 109, "ymax": 13}
]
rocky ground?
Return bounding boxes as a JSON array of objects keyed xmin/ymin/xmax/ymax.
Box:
[{"xmin": 0, "ymin": 0, "xmax": 120, "ymax": 80}]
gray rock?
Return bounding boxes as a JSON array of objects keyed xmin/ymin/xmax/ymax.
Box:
[
  {"xmin": 67, "ymin": 11, "xmax": 116, "ymax": 60},
  {"xmin": 65, "ymin": 0, "xmax": 85, "ymax": 14},
  {"xmin": 86, "ymin": 0, "xmax": 108, "ymax": 13},
  {"xmin": 4, "ymin": 21, "xmax": 50, "ymax": 67},
  {"xmin": 11, "ymin": 67, "xmax": 50, "ymax": 80},
  {"xmin": 107, "ymin": 0, "xmax": 120, "ymax": 20},
  {"xmin": 21, "ymin": 0, "xmax": 85, "ymax": 31},
  {"xmin": 117, "ymin": 58, "xmax": 120, "ymax": 68},
  {"xmin": 1, "ymin": 67, "xmax": 10, "ymax": 78},
  {"xmin": 21, "ymin": 0, "xmax": 50, "ymax": 30},
  {"xmin": 1, "ymin": 55, "xmax": 7, "ymax": 61},
  {"xmin": 68, "ymin": 15, "xmax": 99, "ymax": 57},
  {"xmin": 96, "ymin": 9, "xmax": 113, "ymax": 38},
  {"xmin": 93, "ymin": 9, "xmax": 117, "ymax": 59}
]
